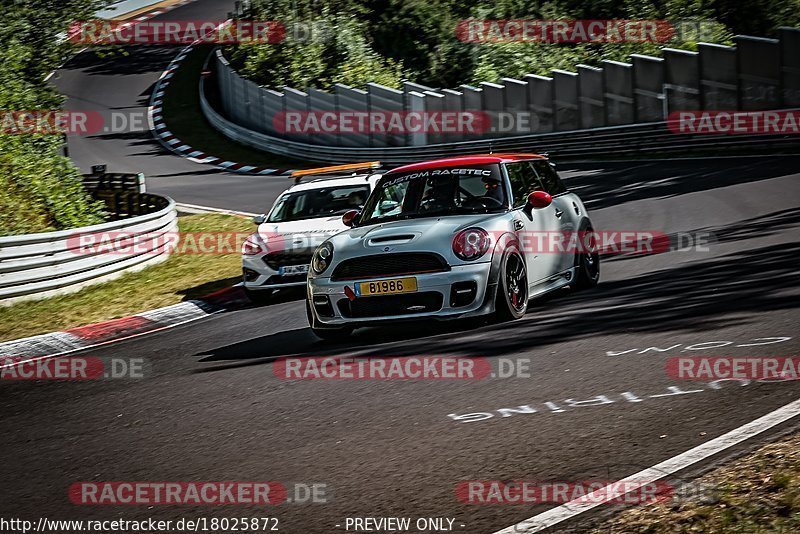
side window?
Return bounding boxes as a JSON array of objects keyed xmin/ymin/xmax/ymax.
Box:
[
  {"xmin": 505, "ymin": 162, "xmax": 540, "ymax": 207},
  {"xmin": 532, "ymin": 161, "xmax": 568, "ymax": 195},
  {"xmin": 366, "ymin": 181, "xmax": 408, "ymax": 219}
]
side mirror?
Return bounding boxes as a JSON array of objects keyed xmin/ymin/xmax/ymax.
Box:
[
  {"xmin": 527, "ymin": 190, "xmax": 552, "ymax": 209},
  {"xmin": 252, "ymin": 214, "xmax": 267, "ymax": 225},
  {"xmin": 342, "ymin": 209, "xmax": 359, "ymax": 227}
]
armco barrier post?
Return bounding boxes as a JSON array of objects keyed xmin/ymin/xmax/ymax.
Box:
[
  {"xmin": 577, "ymin": 64, "xmax": 605, "ymax": 129},
  {"xmin": 282, "ymin": 86, "xmax": 310, "ymax": 143},
  {"xmin": 480, "ymin": 82, "xmax": 505, "ymax": 138},
  {"xmin": 403, "ymin": 81, "xmax": 436, "ymax": 94},
  {"xmin": 441, "ymin": 88, "xmax": 465, "ymax": 143},
  {"xmin": 524, "ymin": 74, "xmax": 554, "ymax": 133},
  {"xmin": 334, "ymin": 84, "xmax": 370, "ymax": 147},
  {"xmin": 367, "ymin": 83, "xmax": 405, "ymax": 147},
  {"xmin": 240, "ymin": 78, "xmax": 266, "ymax": 133},
  {"xmin": 308, "ymin": 88, "xmax": 339, "ymax": 146},
  {"xmin": 663, "ymin": 48, "xmax": 701, "ymax": 114},
  {"xmin": 698, "ymin": 43, "xmax": 738, "ymax": 110},
  {"xmin": 214, "ymin": 50, "xmax": 235, "ymax": 118},
  {"xmin": 501, "ymin": 78, "xmax": 529, "ymax": 135},
  {"xmin": 406, "ymin": 91, "xmax": 428, "ymax": 146},
  {"xmin": 736, "ymin": 35, "xmax": 782, "ymax": 110},
  {"xmin": 424, "ymin": 90, "xmax": 446, "ymax": 145},
  {"xmin": 260, "ymin": 89, "xmax": 285, "ymax": 137},
  {"xmin": 228, "ymin": 69, "xmax": 251, "ymax": 127},
  {"xmin": 552, "ymin": 70, "xmax": 579, "ymax": 131},
  {"xmin": 631, "ymin": 54, "xmax": 665, "ymax": 122},
  {"xmin": 602, "ymin": 60, "xmax": 634, "ymax": 125},
  {"xmin": 460, "ymin": 84, "xmax": 483, "ymax": 141},
  {"xmin": 779, "ymin": 27, "xmax": 800, "ymax": 106}
]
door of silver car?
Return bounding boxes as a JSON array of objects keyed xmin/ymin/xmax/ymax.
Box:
[
  {"xmin": 530, "ymin": 160, "xmax": 576, "ymax": 273},
  {"xmin": 504, "ymin": 162, "xmax": 563, "ymax": 285}
]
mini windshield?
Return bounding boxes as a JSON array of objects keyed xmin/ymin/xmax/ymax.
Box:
[
  {"xmin": 358, "ymin": 165, "xmax": 507, "ymax": 225},
  {"xmin": 268, "ymin": 185, "xmax": 370, "ymax": 222}
]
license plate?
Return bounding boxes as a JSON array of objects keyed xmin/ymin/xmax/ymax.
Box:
[
  {"xmin": 279, "ymin": 264, "xmax": 309, "ymax": 275},
  {"xmin": 356, "ymin": 277, "xmax": 418, "ymax": 296}
]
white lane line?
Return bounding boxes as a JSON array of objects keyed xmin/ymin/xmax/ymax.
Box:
[
  {"xmin": 492, "ymin": 397, "xmax": 800, "ymax": 534},
  {"xmin": 174, "ymin": 202, "xmax": 258, "ymax": 217}
]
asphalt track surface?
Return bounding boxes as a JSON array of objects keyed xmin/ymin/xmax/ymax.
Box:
[
  {"xmin": 4, "ymin": 0, "xmax": 799, "ymax": 532},
  {"xmin": 53, "ymin": 0, "xmax": 291, "ymax": 212}
]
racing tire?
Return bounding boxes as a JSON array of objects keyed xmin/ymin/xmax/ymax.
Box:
[
  {"xmin": 306, "ymin": 299, "xmax": 354, "ymax": 340},
  {"xmin": 573, "ymin": 226, "xmax": 600, "ymax": 289},
  {"xmin": 245, "ymin": 288, "xmax": 275, "ymax": 305},
  {"xmin": 495, "ymin": 249, "xmax": 529, "ymax": 321}
]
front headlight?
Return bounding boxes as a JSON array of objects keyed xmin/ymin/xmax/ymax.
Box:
[
  {"xmin": 311, "ymin": 241, "xmax": 334, "ymax": 274},
  {"xmin": 242, "ymin": 232, "xmax": 265, "ymax": 255},
  {"xmin": 453, "ymin": 228, "xmax": 490, "ymax": 261}
]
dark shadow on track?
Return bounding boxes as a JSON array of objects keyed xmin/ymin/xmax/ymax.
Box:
[
  {"xmin": 178, "ymin": 276, "xmax": 242, "ymax": 301},
  {"xmin": 194, "ymin": 239, "xmax": 799, "ymax": 373},
  {"xmin": 562, "ymin": 158, "xmax": 800, "ymax": 210},
  {"xmin": 601, "ymin": 207, "xmax": 800, "ymax": 264},
  {"xmin": 62, "ymin": 47, "xmax": 180, "ymax": 77}
]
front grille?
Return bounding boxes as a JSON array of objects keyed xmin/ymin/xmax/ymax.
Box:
[
  {"xmin": 331, "ymin": 253, "xmax": 449, "ymax": 281},
  {"xmin": 263, "ymin": 252, "xmax": 313, "ymax": 271},
  {"xmin": 338, "ymin": 292, "xmax": 443, "ymax": 318}
]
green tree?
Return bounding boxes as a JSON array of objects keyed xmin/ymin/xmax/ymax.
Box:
[{"xmin": 0, "ymin": 0, "xmax": 108, "ymax": 236}]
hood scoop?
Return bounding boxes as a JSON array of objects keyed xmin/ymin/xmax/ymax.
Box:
[{"xmin": 366, "ymin": 234, "xmax": 417, "ymax": 246}]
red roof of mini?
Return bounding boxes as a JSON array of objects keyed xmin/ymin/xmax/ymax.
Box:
[{"xmin": 387, "ymin": 153, "xmax": 546, "ymax": 174}]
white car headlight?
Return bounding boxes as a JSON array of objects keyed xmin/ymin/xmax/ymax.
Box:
[
  {"xmin": 311, "ymin": 242, "xmax": 334, "ymax": 274},
  {"xmin": 242, "ymin": 232, "xmax": 265, "ymax": 255}
]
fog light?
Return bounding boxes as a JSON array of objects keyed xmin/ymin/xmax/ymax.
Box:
[
  {"xmin": 450, "ymin": 281, "xmax": 477, "ymax": 307},
  {"xmin": 313, "ymin": 295, "xmax": 334, "ymax": 317}
]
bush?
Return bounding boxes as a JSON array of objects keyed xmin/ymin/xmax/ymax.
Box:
[
  {"xmin": 0, "ymin": 0, "xmax": 107, "ymax": 236},
  {"xmin": 227, "ymin": 5, "xmax": 404, "ymax": 90},
  {"xmin": 227, "ymin": 0, "xmax": 789, "ymax": 91}
]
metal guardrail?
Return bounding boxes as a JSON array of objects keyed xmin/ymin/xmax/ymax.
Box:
[
  {"xmin": 201, "ymin": 76, "xmax": 800, "ymax": 164},
  {"xmin": 0, "ymin": 188, "xmax": 177, "ymax": 304}
]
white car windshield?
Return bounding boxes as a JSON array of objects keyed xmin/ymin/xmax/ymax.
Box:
[
  {"xmin": 268, "ymin": 185, "xmax": 370, "ymax": 222},
  {"xmin": 359, "ymin": 165, "xmax": 507, "ymax": 225}
]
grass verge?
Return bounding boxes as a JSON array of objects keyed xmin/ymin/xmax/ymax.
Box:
[
  {"xmin": 591, "ymin": 431, "xmax": 800, "ymax": 533},
  {"xmin": 0, "ymin": 214, "xmax": 252, "ymax": 342},
  {"xmin": 161, "ymin": 44, "xmax": 312, "ymax": 169}
]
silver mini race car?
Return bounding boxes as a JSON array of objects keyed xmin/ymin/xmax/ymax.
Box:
[{"xmin": 305, "ymin": 154, "xmax": 599, "ymax": 339}]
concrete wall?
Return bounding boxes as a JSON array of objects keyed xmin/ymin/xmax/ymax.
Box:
[{"xmin": 214, "ymin": 28, "xmax": 800, "ymax": 147}]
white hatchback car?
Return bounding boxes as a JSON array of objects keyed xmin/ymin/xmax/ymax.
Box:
[{"xmin": 242, "ymin": 163, "xmax": 383, "ymax": 303}]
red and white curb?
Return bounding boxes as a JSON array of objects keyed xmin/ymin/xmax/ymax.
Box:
[
  {"xmin": 147, "ymin": 26, "xmax": 295, "ymax": 176},
  {"xmin": 0, "ymin": 286, "xmax": 250, "ymax": 367}
]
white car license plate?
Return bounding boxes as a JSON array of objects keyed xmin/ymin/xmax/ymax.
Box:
[{"xmin": 279, "ymin": 264, "xmax": 309, "ymax": 275}]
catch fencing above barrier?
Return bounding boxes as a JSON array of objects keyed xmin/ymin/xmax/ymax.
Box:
[{"xmin": 0, "ymin": 174, "xmax": 177, "ymax": 304}]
